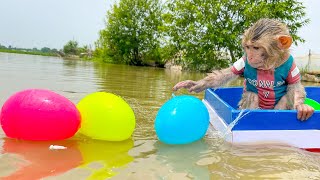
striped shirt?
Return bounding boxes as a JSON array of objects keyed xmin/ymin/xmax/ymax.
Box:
[{"xmin": 231, "ymin": 55, "xmax": 300, "ymax": 109}]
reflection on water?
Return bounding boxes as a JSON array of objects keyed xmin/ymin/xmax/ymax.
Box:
[
  {"xmin": 155, "ymin": 140, "xmax": 210, "ymax": 179},
  {"xmin": 0, "ymin": 138, "xmax": 82, "ymax": 180},
  {"xmin": 76, "ymin": 137, "xmax": 134, "ymax": 179},
  {"xmin": 1, "ymin": 52, "xmax": 320, "ymax": 179},
  {"xmin": 0, "ymin": 137, "xmax": 134, "ymax": 180},
  {"xmin": 207, "ymin": 142, "xmax": 320, "ymax": 179}
]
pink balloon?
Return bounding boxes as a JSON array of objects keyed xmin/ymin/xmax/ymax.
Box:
[{"xmin": 0, "ymin": 89, "xmax": 81, "ymax": 140}]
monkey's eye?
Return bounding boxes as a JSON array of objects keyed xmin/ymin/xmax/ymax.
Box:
[
  {"xmin": 253, "ymin": 46, "xmax": 260, "ymax": 50},
  {"xmin": 245, "ymin": 46, "xmax": 250, "ymax": 49}
]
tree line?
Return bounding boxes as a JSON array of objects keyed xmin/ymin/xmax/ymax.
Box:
[
  {"xmin": 94, "ymin": 0, "xmax": 309, "ymax": 72},
  {"xmin": 0, "ymin": 40, "xmax": 92, "ymax": 59},
  {"xmin": 0, "ymin": 44, "xmax": 60, "ymax": 56}
]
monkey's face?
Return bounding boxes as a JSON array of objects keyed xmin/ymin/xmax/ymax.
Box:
[{"xmin": 243, "ymin": 41, "xmax": 268, "ymax": 70}]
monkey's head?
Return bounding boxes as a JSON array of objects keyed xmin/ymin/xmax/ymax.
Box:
[{"xmin": 242, "ymin": 18, "xmax": 292, "ymax": 70}]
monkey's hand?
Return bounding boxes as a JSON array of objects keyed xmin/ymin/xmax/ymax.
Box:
[
  {"xmin": 295, "ymin": 104, "xmax": 314, "ymax": 121},
  {"xmin": 290, "ymin": 83, "xmax": 315, "ymax": 121},
  {"xmin": 172, "ymin": 80, "xmax": 207, "ymax": 93},
  {"xmin": 172, "ymin": 67, "xmax": 238, "ymax": 93}
]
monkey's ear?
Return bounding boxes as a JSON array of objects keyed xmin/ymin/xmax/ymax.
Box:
[{"xmin": 278, "ymin": 35, "xmax": 292, "ymax": 49}]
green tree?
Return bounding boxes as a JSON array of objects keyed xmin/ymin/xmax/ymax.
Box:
[
  {"xmin": 41, "ymin": 47, "xmax": 51, "ymax": 53},
  {"xmin": 97, "ymin": 0, "xmax": 164, "ymax": 66},
  {"xmin": 0, "ymin": 44, "xmax": 6, "ymax": 49},
  {"xmin": 63, "ymin": 40, "xmax": 79, "ymax": 55},
  {"xmin": 164, "ymin": 0, "xmax": 309, "ymax": 71}
]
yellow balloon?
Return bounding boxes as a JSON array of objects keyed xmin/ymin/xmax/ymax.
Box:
[{"xmin": 77, "ymin": 92, "xmax": 135, "ymax": 141}]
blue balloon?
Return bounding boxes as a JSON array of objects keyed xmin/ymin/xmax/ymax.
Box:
[{"xmin": 155, "ymin": 95, "xmax": 209, "ymax": 144}]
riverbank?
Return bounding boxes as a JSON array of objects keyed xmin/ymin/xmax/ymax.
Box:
[
  {"xmin": 0, "ymin": 49, "xmax": 86, "ymax": 60},
  {"xmin": 295, "ymin": 53, "xmax": 320, "ymax": 83},
  {"xmin": 0, "ymin": 49, "xmax": 58, "ymax": 57}
]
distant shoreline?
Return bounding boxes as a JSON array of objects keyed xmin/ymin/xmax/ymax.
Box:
[
  {"xmin": 0, "ymin": 48, "xmax": 58, "ymax": 57},
  {"xmin": 0, "ymin": 49, "xmax": 85, "ymax": 60}
]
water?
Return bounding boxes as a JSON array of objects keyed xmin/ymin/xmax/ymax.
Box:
[
  {"xmin": 222, "ymin": 110, "xmax": 251, "ymax": 139},
  {"xmin": 1, "ymin": 52, "xmax": 320, "ymax": 179}
]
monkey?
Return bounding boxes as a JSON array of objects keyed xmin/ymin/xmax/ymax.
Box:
[{"xmin": 173, "ymin": 18, "xmax": 314, "ymax": 121}]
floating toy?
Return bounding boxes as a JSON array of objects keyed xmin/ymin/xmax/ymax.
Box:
[
  {"xmin": 304, "ymin": 98, "xmax": 320, "ymax": 110},
  {"xmin": 0, "ymin": 89, "xmax": 81, "ymax": 141},
  {"xmin": 77, "ymin": 92, "xmax": 135, "ymax": 141},
  {"xmin": 204, "ymin": 87, "xmax": 320, "ymax": 151},
  {"xmin": 155, "ymin": 95, "xmax": 209, "ymax": 144}
]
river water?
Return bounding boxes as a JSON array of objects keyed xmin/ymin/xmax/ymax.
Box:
[{"xmin": 0, "ymin": 52, "xmax": 320, "ymax": 179}]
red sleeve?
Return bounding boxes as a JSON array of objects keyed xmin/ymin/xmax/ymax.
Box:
[{"xmin": 286, "ymin": 61, "xmax": 301, "ymax": 84}]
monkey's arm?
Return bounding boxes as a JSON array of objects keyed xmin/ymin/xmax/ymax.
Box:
[
  {"xmin": 288, "ymin": 83, "xmax": 314, "ymax": 120},
  {"xmin": 172, "ymin": 67, "xmax": 238, "ymax": 93},
  {"xmin": 276, "ymin": 83, "xmax": 314, "ymax": 120},
  {"xmin": 287, "ymin": 83, "xmax": 305, "ymax": 107}
]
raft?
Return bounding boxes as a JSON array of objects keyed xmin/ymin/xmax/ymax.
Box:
[{"xmin": 203, "ymin": 86, "xmax": 320, "ymax": 151}]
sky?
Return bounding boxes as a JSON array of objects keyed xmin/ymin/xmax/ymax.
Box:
[
  {"xmin": 0, "ymin": 0, "xmax": 318, "ymax": 56},
  {"xmin": 0, "ymin": 0, "xmax": 113, "ymax": 50},
  {"xmin": 292, "ymin": 0, "xmax": 320, "ymax": 56}
]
